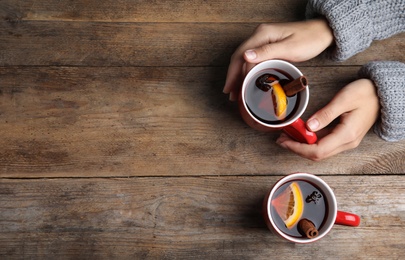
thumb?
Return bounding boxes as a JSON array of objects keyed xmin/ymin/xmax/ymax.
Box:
[
  {"xmin": 306, "ymin": 102, "xmax": 342, "ymax": 132},
  {"xmin": 244, "ymin": 42, "xmax": 288, "ymax": 63}
]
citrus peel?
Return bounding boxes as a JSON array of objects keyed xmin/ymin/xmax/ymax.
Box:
[
  {"xmin": 271, "ymin": 181, "xmax": 304, "ymax": 229},
  {"xmin": 271, "ymin": 81, "xmax": 288, "ymax": 119}
]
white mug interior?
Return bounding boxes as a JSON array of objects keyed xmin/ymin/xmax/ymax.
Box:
[
  {"xmin": 265, "ymin": 173, "xmax": 338, "ymax": 243},
  {"xmin": 241, "ymin": 60, "xmax": 309, "ymax": 128}
]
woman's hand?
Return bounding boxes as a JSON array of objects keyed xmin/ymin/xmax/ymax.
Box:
[
  {"xmin": 276, "ymin": 79, "xmax": 380, "ymax": 161},
  {"xmin": 223, "ymin": 19, "xmax": 334, "ymax": 101}
]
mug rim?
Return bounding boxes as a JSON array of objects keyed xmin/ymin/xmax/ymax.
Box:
[
  {"xmin": 241, "ymin": 60, "xmax": 309, "ymax": 128},
  {"xmin": 265, "ymin": 172, "xmax": 338, "ymax": 243}
]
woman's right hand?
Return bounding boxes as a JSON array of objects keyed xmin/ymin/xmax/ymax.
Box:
[
  {"xmin": 223, "ymin": 19, "xmax": 334, "ymax": 101},
  {"xmin": 276, "ymin": 79, "xmax": 380, "ymax": 161}
]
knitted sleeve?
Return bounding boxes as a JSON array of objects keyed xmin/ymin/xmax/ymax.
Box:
[
  {"xmin": 359, "ymin": 61, "xmax": 405, "ymax": 141},
  {"xmin": 306, "ymin": 0, "xmax": 405, "ymax": 61}
]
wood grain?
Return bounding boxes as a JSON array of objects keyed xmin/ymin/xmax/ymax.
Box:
[
  {"xmin": 1, "ymin": 21, "xmax": 404, "ymax": 67},
  {"xmin": 1, "ymin": 0, "xmax": 405, "ymax": 258},
  {"xmin": 0, "ymin": 176, "xmax": 404, "ymax": 259},
  {"xmin": 1, "ymin": 66, "xmax": 404, "ymax": 178},
  {"xmin": 1, "ymin": 0, "xmax": 307, "ymax": 23}
]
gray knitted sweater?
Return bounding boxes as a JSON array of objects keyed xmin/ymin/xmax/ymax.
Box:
[{"xmin": 306, "ymin": 0, "xmax": 405, "ymax": 141}]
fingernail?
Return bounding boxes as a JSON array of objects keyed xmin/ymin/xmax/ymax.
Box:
[
  {"xmin": 307, "ymin": 118, "xmax": 320, "ymax": 131},
  {"xmin": 276, "ymin": 140, "xmax": 288, "ymax": 149},
  {"xmin": 276, "ymin": 136, "xmax": 286, "ymax": 148},
  {"xmin": 245, "ymin": 50, "xmax": 257, "ymax": 60}
]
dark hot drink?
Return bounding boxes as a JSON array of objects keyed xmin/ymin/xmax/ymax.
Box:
[
  {"xmin": 270, "ymin": 180, "xmax": 327, "ymax": 238},
  {"xmin": 244, "ymin": 69, "xmax": 300, "ymax": 124}
]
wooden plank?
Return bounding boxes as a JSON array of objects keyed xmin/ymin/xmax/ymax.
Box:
[
  {"xmin": 1, "ymin": 66, "xmax": 404, "ymax": 178},
  {"xmin": 1, "ymin": 1, "xmax": 404, "ymax": 259},
  {"xmin": 0, "ymin": 175, "xmax": 404, "ymax": 258},
  {"xmin": 1, "ymin": 21, "xmax": 404, "ymax": 67},
  {"xmin": 0, "ymin": 0, "xmax": 307, "ymax": 23}
]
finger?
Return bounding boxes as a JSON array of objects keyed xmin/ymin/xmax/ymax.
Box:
[
  {"xmin": 277, "ymin": 123, "xmax": 359, "ymax": 161},
  {"xmin": 311, "ymin": 122, "xmax": 363, "ymax": 159},
  {"xmin": 245, "ymin": 44, "xmax": 277, "ymax": 63},
  {"xmin": 306, "ymin": 92, "xmax": 357, "ymax": 132},
  {"xmin": 245, "ymin": 62, "xmax": 256, "ymax": 75},
  {"xmin": 224, "ymin": 22, "xmax": 290, "ymax": 94},
  {"xmin": 223, "ymin": 29, "xmax": 271, "ymax": 94},
  {"xmin": 276, "ymin": 135, "xmax": 331, "ymax": 161},
  {"xmin": 242, "ymin": 41, "xmax": 296, "ymax": 82},
  {"xmin": 276, "ymin": 134, "xmax": 320, "ymax": 160},
  {"xmin": 244, "ymin": 40, "xmax": 293, "ymax": 64},
  {"xmin": 229, "ymin": 89, "xmax": 239, "ymax": 102},
  {"xmin": 225, "ymin": 60, "xmax": 254, "ymax": 101},
  {"xmin": 223, "ymin": 55, "xmax": 245, "ymax": 94}
]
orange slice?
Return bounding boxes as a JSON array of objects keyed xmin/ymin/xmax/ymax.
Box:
[
  {"xmin": 271, "ymin": 182, "xmax": 304, "ymax": 229},
  {"xmin": 271, "ymin": 82, "xmax": 287, "ymax": 119}
]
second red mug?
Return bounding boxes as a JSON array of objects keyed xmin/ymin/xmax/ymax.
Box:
[{"xmin": 263, "ymin": 173, "xmax": 361, "ymax": 243}]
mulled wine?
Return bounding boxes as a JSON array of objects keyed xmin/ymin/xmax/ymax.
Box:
[
  {"xmin": 270, "ymin": 180, "xmax": 327, "ymax": 238},
  {"xmin": 245, "ymin": 69, "xmax": 300, "ymax": 124}
]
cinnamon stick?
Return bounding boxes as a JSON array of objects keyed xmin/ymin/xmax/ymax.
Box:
[
  {"xmin": 282, "ymin": 76, "xmax": 308, "ymax": 97},
  {"xmin": 298, "ymin": 219, "xmax": 319, "ymax": 239}
]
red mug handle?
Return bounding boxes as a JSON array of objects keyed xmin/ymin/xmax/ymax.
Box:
[
  {"xmin": 282, "ymin": 118, "xmax": 317, "ymax": 144},
  {"xmin": 335, "ymin": 211, "xmax": 361, "ymax": 226}
]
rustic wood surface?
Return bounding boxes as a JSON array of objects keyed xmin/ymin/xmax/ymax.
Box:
[{"xmin": 1, "ymin": 0, "xmax": 405, "ymax": 259}]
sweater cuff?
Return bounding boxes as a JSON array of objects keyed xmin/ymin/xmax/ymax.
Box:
[
  {"xmin": 306, "ymin": 0, "xmax": 372, "ymax": 61},
  {"xmin": 359, "ymin": 61, "xmax": 405, "ymax": 141}
]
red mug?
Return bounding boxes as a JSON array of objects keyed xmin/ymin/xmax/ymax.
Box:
[
  {"xmin": 263, "ymin": 173, "xmax": 360, "ymax": 243},
  {"xmin": 239, "ymin": 60, "xmax": 317, "ymax": 144}
]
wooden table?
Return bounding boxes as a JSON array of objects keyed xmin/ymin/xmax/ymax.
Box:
[{"xmin": 1, "ymin": 0, "xmax": 405, "ymax": 258}]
